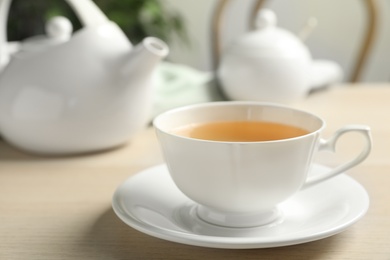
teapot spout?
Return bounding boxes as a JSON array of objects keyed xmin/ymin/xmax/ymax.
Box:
[{"xmin": 122, "ymin": 37, "xmax": 169, "ymax": 77}]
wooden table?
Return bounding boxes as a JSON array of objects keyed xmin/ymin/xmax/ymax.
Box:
[{"xmin": 1, "ymin": 84, "xmax": 389, "ymax": 259}]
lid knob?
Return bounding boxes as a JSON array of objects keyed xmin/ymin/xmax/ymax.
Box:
[
  {"xmin": 255, "ymin": 9, "xmax": 277, "ymax": 29},
  {"xmin": 45, "ymin": 16, "xmax": 73, "ymax": 42}
]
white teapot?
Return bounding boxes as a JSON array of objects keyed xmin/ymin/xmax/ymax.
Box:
[
  {"xmin": 217, "ymin": 9, "xmax": 341, "ymax": 103},
  {"xmin": 0, "ymin": 0, "xmax": 169, "ymax": 155}
]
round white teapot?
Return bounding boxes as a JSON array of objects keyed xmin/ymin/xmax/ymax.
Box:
[
  {"xmin": 0, "ymin": 0, "xmax": 169, "ymax": 155},
  {"xmin": 217, "ymin": 9, "xmax": 312, "ymax": 103}
]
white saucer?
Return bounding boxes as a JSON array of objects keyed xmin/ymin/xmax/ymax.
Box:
[{"xmin": 112, "ymin": 164, "xmax": 369, "ymax": 249}]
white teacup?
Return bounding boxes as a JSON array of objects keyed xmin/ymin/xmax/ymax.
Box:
[{"xmin": 153, "ymin": 102, "xmax": 372, "ymax": 228}]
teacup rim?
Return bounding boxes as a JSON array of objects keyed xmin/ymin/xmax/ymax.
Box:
[{"xmin": 153, "ymin": 101, "xmax": 326, "ymax": 144}]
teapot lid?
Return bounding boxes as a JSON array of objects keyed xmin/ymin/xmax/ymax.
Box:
[
  {"xmin": 227, "ymin": 9, "xmax": 310, "ymax": 59},
  {"xmin": 0, "ymin": 0, "xmax": 110, "ymax": 68},
  {"xmin": 18, "ymin": 16, "xmax": 73, "ymax": 54}
]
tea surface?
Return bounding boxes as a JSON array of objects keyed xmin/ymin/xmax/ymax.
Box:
[{"xmin": 172, "ymin": 121, "xmax": 309, "ymax": 142}]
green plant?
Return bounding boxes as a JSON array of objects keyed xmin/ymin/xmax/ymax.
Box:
[{"xmin": 7, "ymin": 0, "xmax": 187, "ymax": 45}]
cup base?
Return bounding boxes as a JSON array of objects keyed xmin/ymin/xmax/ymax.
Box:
[{"xmin": 196, "ymin": 205, "xmax": 281, "ymax": 228}]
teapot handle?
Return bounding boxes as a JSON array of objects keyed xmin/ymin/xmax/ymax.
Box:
[
  {"xmin": 65, "ymin": 0, "xmax": 108, "ymax": 27},
  {"xmin": 0, "ymin": 0, "xmax": 12, "ymax": 69},
  {"xmin": 0, "ymin": 0, "xmax": 109, "ymax": 69}
]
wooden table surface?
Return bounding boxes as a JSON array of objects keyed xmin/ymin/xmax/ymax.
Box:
[{"xmin": 1, "ymin": 84, "xmax": 389, "ymax": 260}]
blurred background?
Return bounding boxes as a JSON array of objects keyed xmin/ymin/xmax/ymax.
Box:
[
  {"xmin": 8, "ymin": 0, "xmax": 389, "ymax": 82},
  {"xmin": 165, "ymin": 0, "xmax": 389, "ymax": 83}
]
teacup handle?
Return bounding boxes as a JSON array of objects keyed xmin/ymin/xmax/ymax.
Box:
[{"xmin": 303, "ymin": 125, "xmax": 372, "ymax": 189}]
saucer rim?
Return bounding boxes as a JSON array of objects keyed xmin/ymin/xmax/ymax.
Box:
[{"xmin": 112, "ymin": 164, "xmax": 369, "ymax": 249}]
